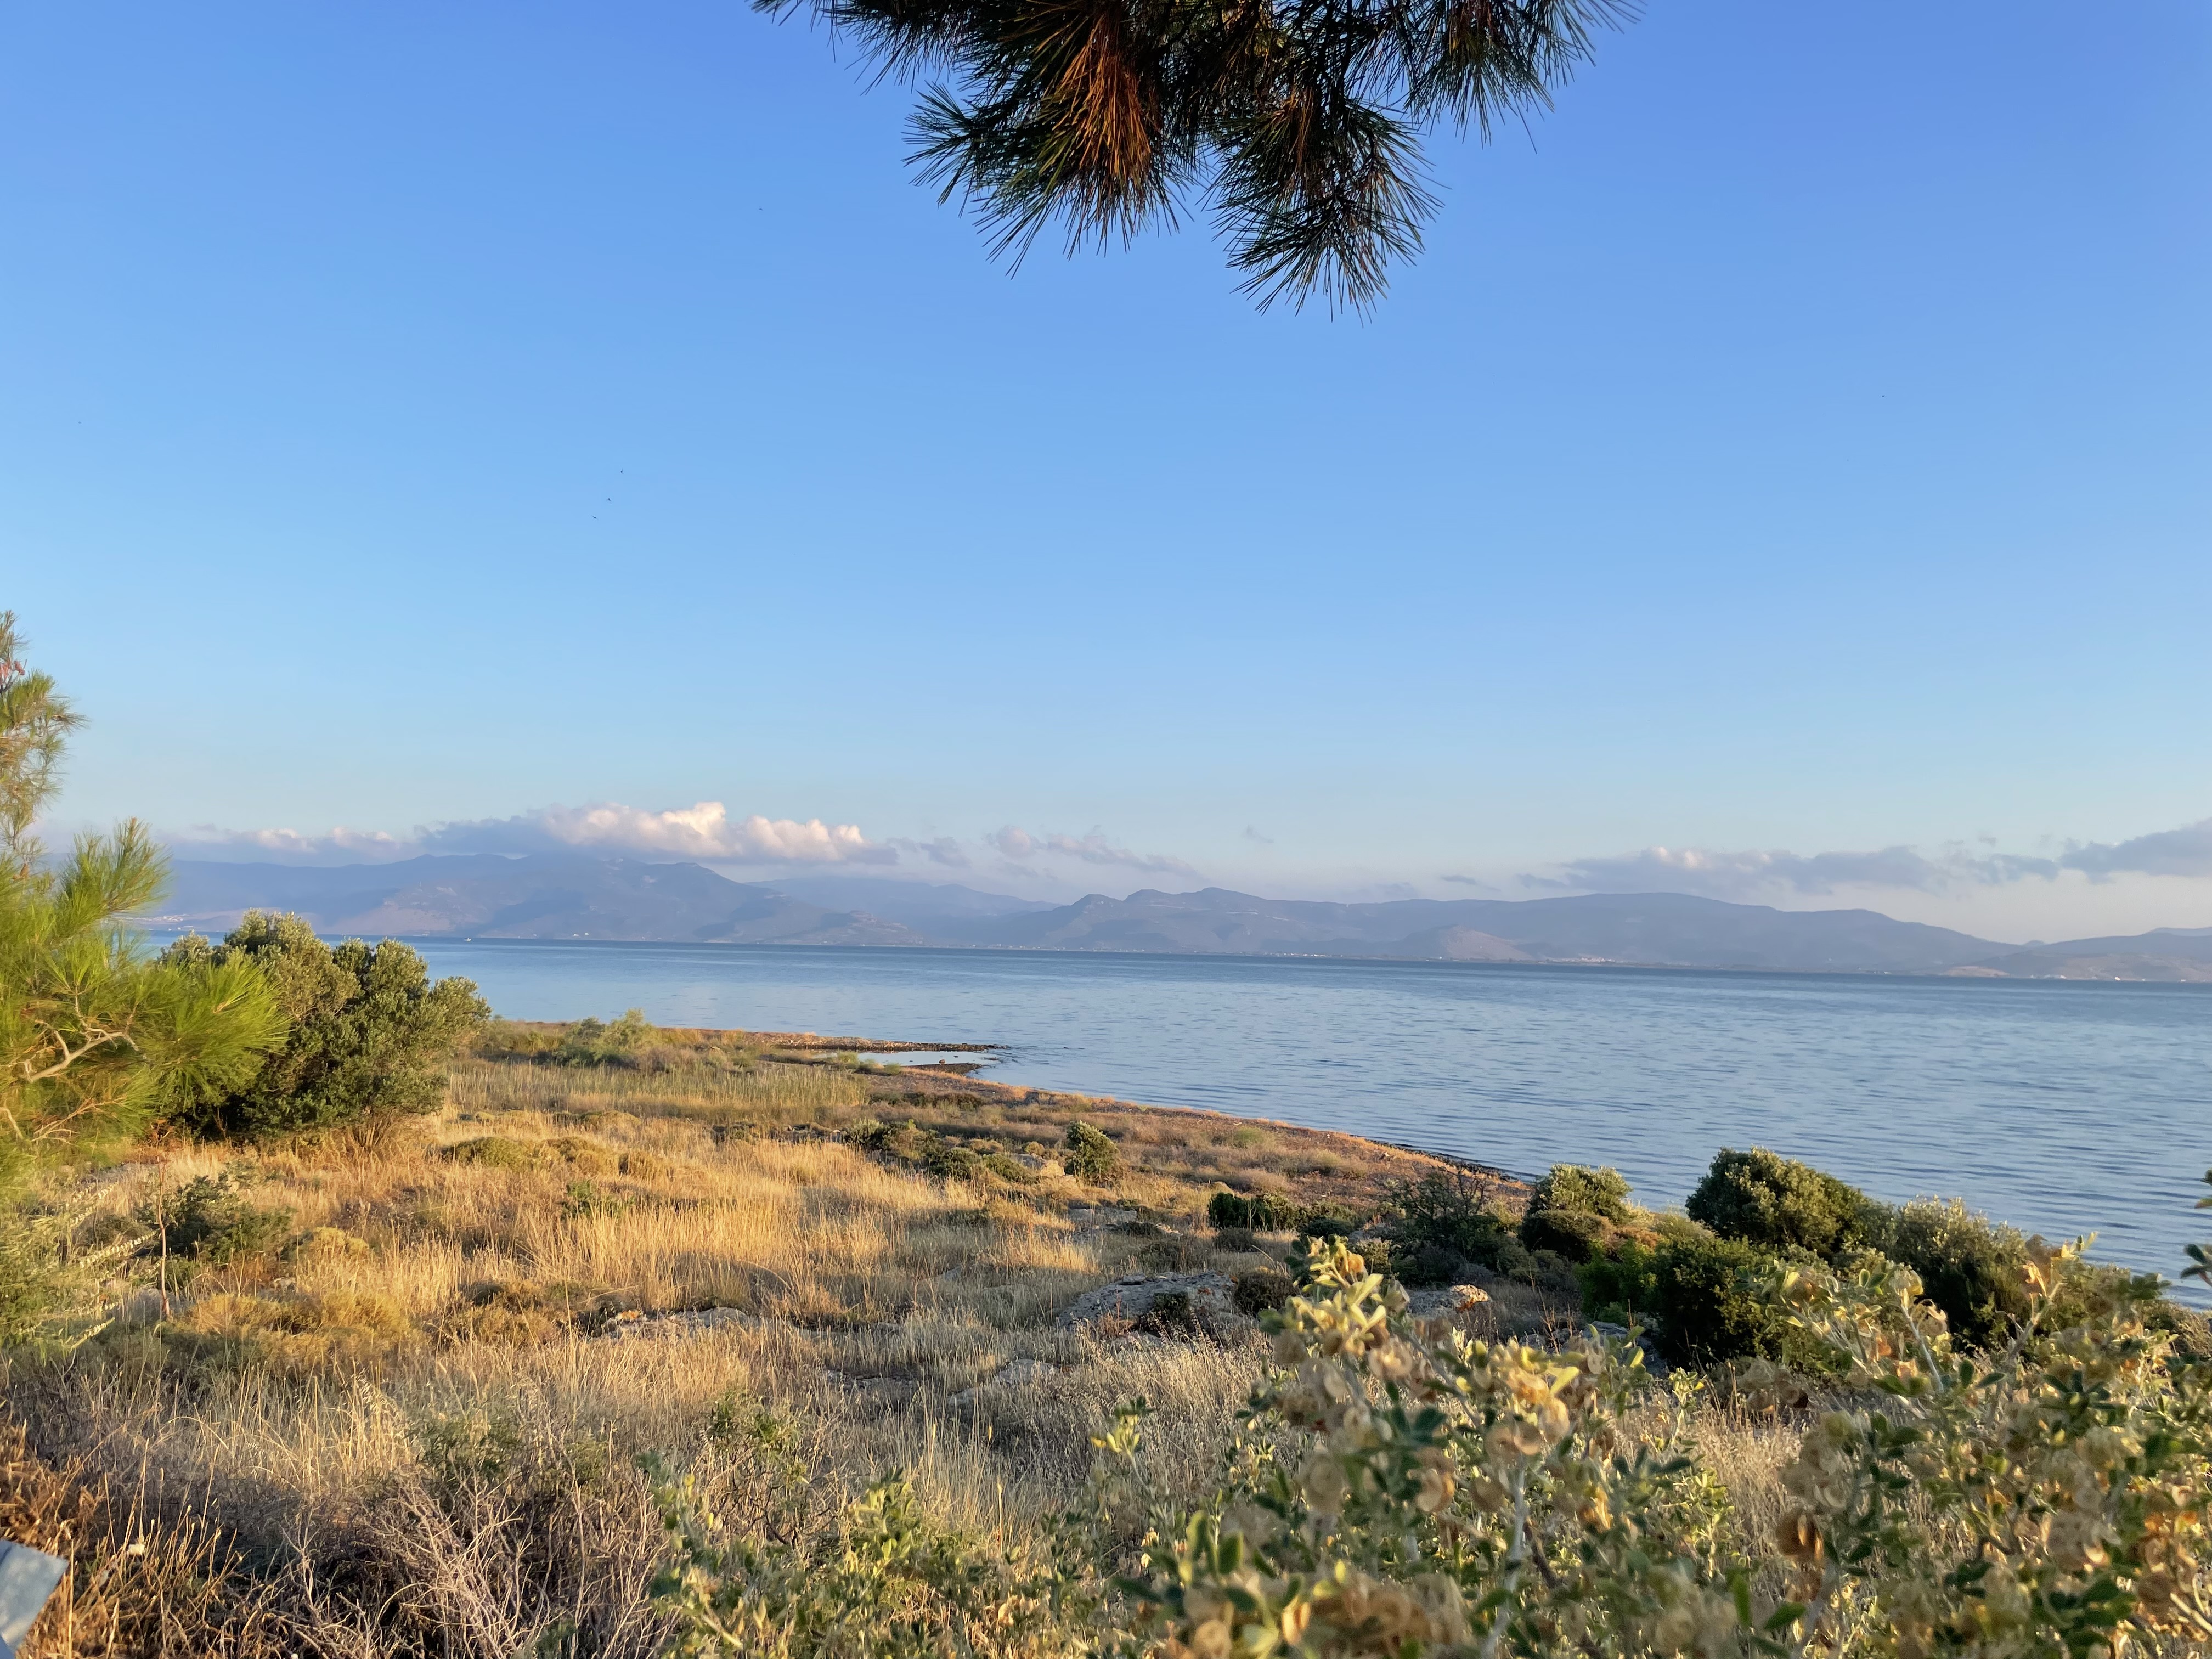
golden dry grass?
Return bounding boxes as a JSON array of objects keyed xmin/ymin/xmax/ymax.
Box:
[{"xmin": 0, "ymin": 1040, "xmax": 1785, "ymax": 1656}]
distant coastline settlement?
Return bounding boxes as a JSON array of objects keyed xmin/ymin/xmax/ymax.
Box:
[{"xmin": 151, "ymin": 852, "xmax": 2212, "ymax": 981}]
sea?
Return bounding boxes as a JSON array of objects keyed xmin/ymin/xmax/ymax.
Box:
[{"xmin": 398, "ymin": 939, "xmax": 2212, "ymax": 1290}]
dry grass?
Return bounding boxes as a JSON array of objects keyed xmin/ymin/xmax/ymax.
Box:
[{"xmin": 0, "ymin": 1037, "xmax": 1781, "ymax": 1655}]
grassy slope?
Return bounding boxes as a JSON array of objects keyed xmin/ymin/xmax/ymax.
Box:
[{"xmin": 0, "ymin": 1029, "xmax": 1797, "ymax": 1657}]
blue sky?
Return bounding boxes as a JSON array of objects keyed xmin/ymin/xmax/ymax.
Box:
[{"xmin": 4, "ymin": 2, "xmax": 2208, "ymax": 940}]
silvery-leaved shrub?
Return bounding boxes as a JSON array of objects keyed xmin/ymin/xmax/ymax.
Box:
[
  {"xmin": 1126, "ymin": 1240, "xmax": 1743, "ymax": 1659},
  {"xmin": 654, "ymin": 1186, "xmax": 2212, "ymax": 1659},
  {"xmin": 1132, "ymin": 1227, "xmax": 2212, "ymax": 1658}
]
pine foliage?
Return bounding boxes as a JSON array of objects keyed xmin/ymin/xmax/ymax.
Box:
[
  {"xmin": 759, "ymin": 0, "xmax": 1632, "ymax": 309},
  {"xmin": 0, "ymin": 614, "xmax": 287, "ymax": 1189}
]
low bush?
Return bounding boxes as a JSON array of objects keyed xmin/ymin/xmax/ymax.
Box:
[
  {"xmin": 144, "ymin": 1172, "xmax": 294, "ymax": 1268},
  {"xmin": 1686, "ymin": 1146, "xmax": 1875, "ymax": 1256},
  {"xmin": 560, "ymin": 1181, "xmax": 631, "ymax": 1221},
  {"xmin": 440, "ymin": 1135, "xmax": 548, "ymax": 1172},
  {"xmin": 1211, "ymin": 1224, "xmax": 1257, "ymax": 1253},
  {"xmin": 1296, "ymin": 1202, "xmax": 1358, "ymax": 1239},
  {"xmin": 543, "ymin": 1135, "xmax": 617, "ymax": 1176},
  {"xmin": 1136, "ymin": 1289, "xmax": 1201, "ymax": 1335},
  {"xmin": 281, "ymin": 1225, "xmax": 372, "ymax": 1263},
  {"xmin": 163, "ymin": 911, "xmax": 488, "ymax": 1138},
  {"xmin": 1518, "ymin": 1204, "xmax": 1611, "ymax": 1263},
  {"xmin": 1529, "ymin": 1162, "xmax": 1633, "ymax": 1222},
  {"xmin": 1577, "ymin": 1238, "xmax": 1660, "ymax": 1326},
  {"xmin": 919, "ymin": 1138, "xmax": 983, "ymax": 1181},
  {"xmin": 553, "ymin": 1008, "xmax": 654, "ymax": 1066},
  {"xmin": 1647, "ymin": 1229, "xmax": 1790, "ymax": 1367},
  {"xmin": 844, "ymin": 1118, "xmax": 899, "ymax": 1153},
  {"xmin": 1875, "ymin": 1194, "xmax": 2036, "ymax": 1348},
  {"xmin": 1061, "ymin": 1120, "xmax": 1120, "ymax": 1182},
  {"xmin": 1122, "ymin": 1231, "xmax": 2212, "ymax": 1659},
  {"xmin": 1207, "ymin": 1189, "xmax": 1300, "ymax": 1231},
  {"xmin": 1394, "ymin": 1240, "xmax": 1470, "ymax": 1287},
  {"xmin": 1387, "ymin": 1170, "xmax": 1510, "ymax": 1264},
  {"xmin": 1231, "ymin": 1264, "xmax": 1293, "ymax": 1314},
  {"xmin": 163, "ymin": 1288, "xmax": 416, "ymax": 1375}
]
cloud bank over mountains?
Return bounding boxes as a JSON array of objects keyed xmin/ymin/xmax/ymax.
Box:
[
  {"xmin": 163, "ymin": 801, "xmax": 2212, "ymax": 926},
  {"xmin": 165, "ymin": 803, "xmax": 1199, "ymax": 884},
  {"xmin": 173, "ymin": 802, "xmax": 895, "ymax": 867},
  {"xmin": 1540, "ymin": 819, "xmax": 2212, "ymax": 902}
]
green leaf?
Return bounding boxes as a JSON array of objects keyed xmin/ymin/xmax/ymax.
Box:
[{"xmin": 1762, "ymin": 1602, "xmax": 1807, "ymax": 1633}]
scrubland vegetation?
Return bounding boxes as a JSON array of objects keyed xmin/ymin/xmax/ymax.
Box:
[
  {"xmin": 6, "ymin": 614, "xmax": 2212, "ymax": 1656},
  {"xmin": 0, "ymin": 1012, "xmax": 2207, "ymax": 1656}
]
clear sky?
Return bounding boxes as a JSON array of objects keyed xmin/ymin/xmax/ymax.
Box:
[{"xmin": 4, "ymin": 2, "xmax": 2208, "ymax": 941}]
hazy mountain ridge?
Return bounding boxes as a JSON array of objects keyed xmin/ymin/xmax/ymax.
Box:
[{"xmin": 153, "ymin": 858, "xmax": 2212, "ymax": 979}]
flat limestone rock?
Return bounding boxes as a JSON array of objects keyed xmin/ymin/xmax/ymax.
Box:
[{"xmin": 1057, "ymin": 1270, "xmax": 1241, "ymax": 1331}]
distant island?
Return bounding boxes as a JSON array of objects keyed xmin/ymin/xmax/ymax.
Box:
[{"xmin": 145, "ymin": 855, "xmax": 2212, "ymax": 981}]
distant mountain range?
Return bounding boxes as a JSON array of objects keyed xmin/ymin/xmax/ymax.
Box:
[{"xmin": 149, "ymin": 857, "xmax": 2212, "ymax": 980}]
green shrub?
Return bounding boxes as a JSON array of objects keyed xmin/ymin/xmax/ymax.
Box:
[
  {"xmin": 1061, "ymin": 1120, "xmax": 1120, "ymax": 1182},
  {"xmin": 1208, "ymin": 1189, "xmax": 1299, "ymax": 1231},
  {"xmin": 1686, "ymin": 1146, "xmax": 1875, "ymax": 1256},
  {"xmin": 1297, "ymin": 1202, "xmax": 1358, "ymax": 1240},
  {"xmin": 1395, "ymin": 1241, "xmax": 1468, "ymax": 1287},
  {"xmin": 440, "ymin": 1135, "xmax": 548, "ymax": 1172},
  {"xmin": 145, "ymin": 1172, "xmax": 294, "ymax": 1267},
  {"xmin": 1878, "ymin": 1195, "xmax": 2034, "ymax": 1349},
  {"xmin": 560, "ymin": 1181, "xmax": 630, "ymax": 1221},
  {"xmin": 1130, "ymin": 1233, "xmax": 2212, "ymax": 1659},
  {"xmin": 919, "ymin": 1138, "xmax": 983, "ymax": 1181},
  {"xmin": 1577, "ymin": 1239, "xmax": 1660, "ymax": 1326},
  {"xmin": 1518, "ymin": 1205, "xmax": 1610, "ymax": 1263},
  {"xmin": 1648, "ymin": 1229, "xmax": 1787, "ymax": 1367},
  {"xmin": 554, "ymin": 1008, "xmax": 654, "ymax": 1066},
  {"xmin": 163, "ymin": 912, "xmax": 488, "ymax": 1138},
  {"xmin": 1530, "ymin": 1163, "xmax": 1632, "ymax": 1222},
  {"xmin": 1387, "ymin": 1171, "xmax": 1509, "ymax": 1263},
  {"xmin": 1232, "ymin": 1265, "xmax": 1293, "ymax": 1315},
  {"xmin": 982, "ymin": 1152, "xmax": 1032, "ymax": 1184}
]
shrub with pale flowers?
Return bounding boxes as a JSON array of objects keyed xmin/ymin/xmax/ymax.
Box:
[{"xmin": 654, "ymin": 1181, "xmax": 2212, "ymax": 1659}]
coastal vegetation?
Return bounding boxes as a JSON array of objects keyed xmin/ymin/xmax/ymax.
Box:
[{"xmin": 4, "ymin": 617, "xmax": 2211, "ymax": 1655}]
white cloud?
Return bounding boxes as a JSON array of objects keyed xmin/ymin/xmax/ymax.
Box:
[
  {"xmin": 988, "ymin": 826, "xmax": 1200, "ymax": 878},
  {"xmin": 523, "ymin": 802, "xmax": 892, "ymax": 864},
  {"xmin": 167, "ymin": 824, "xmax": 411, "ymax": 864},
  {"xmin": 170, "ymin": 801, "xmax": 895, "ymax": 866}
]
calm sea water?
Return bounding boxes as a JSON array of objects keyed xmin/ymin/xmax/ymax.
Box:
[{"xmin": 402, "ymin": 939, "xmax": 2212, "ymax": 1287}]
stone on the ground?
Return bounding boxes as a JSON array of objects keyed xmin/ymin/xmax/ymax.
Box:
[{"xmin": 1056, "ymin": 1270, "xmax": 1241, "ymax": 1331}]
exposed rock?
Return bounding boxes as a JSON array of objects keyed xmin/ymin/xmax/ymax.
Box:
[
  {"xmin": 1065, "ymin": 1206, "xmax": 1140, "ymax": 1232},
  {"xmin": 1057, "ymin": 1271, "xmax": 1242, "ymax": 1332},
  {"xmin": 1405, "ymin": 1284, "xmax": 1491, "ymax": 1319},
  {"xmin": 948, "ymin": 1357, "xmax": 1062, "ymax": 1408}
]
